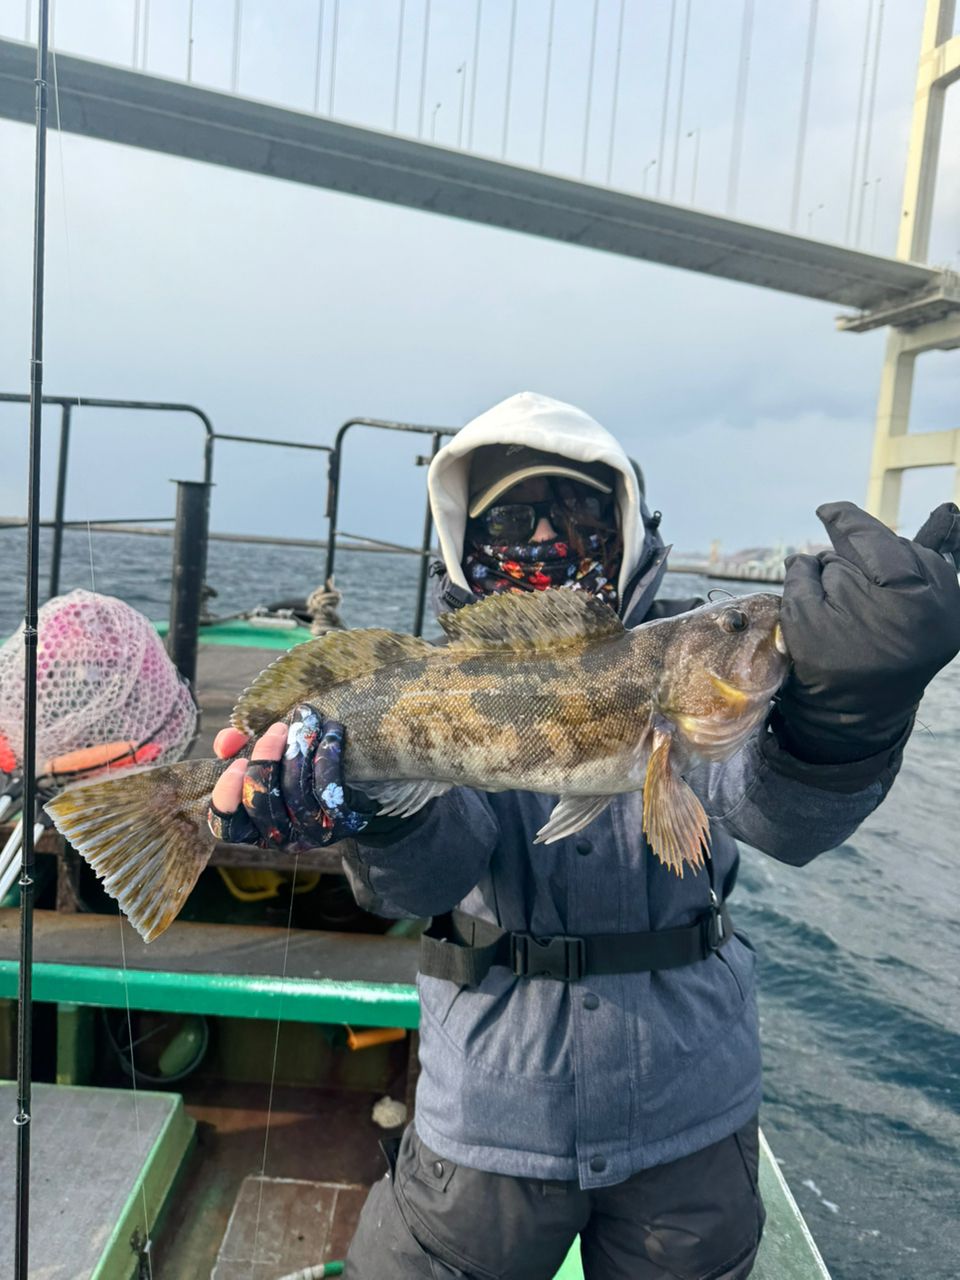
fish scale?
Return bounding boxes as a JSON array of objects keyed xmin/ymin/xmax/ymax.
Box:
[{"xmin": 46, "ymin": 588, "xmax": 788, "ymax": 941}]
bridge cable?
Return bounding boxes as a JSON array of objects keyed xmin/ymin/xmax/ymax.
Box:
[
  {"xmin": 502, "ymin": 0, "xmax": 517, "ymax": 159},
  {"xmin": 328, "ymin": 0, "xmax": 340, "ymax": 116},
  {"xmin": 539, "ymin": 0, "xmax": 556, "ymax": 167},
  {"xmin": 132, "ymin": 0, "xmax": 141, "ymax": 69},
  {"xmin": 845, "ymin": 0, "xmax": 874, "ymax": 243},
  {"xmin": 606, "ymin": 0, "xmax": 627, "ymax": 184},
  {"xmin": 231, "ymin": 0, "xmax": 242, "ymax": 93},
  {"xmin": 186, "ymin": 0, "xmax": 195, "ymax": 81},
  {"xmin": 726, "ymin": 0, "xmax": 753, "ymax": 215},
  {"xmin": 142, "ymin": 0, "xmax": 150, "ymax": 71},
  {"xmin": 789, "ymin": 0, "xmax": 819, "ymax": 231},
  {"xmin": 669, "ymin": 0, "xmax": 692, "ymax": 200},
  {"xmin": 417, "ymin": 0, "xmax": 431, "ymax": 136},
  {"xmin": 314, "ymin": 1, "xmax": 325, "ymax": 113},
  {"xmin": 392, "ymin": 0, "xmax": 405, "ymax": 130},
  {"xmin": 657, "ymin": 0, "xmax": 677, "ymax": 197},
  {"xmin": 855, "ymin": 0, "xmax": 885, "ymax": 246},
  {"xmin": 467, "ymin": 0, "xmax": 482, "ymax": 149},
  {"xmin": 581, "ymin": 0, "xmax": 600, "ymax": 178}
]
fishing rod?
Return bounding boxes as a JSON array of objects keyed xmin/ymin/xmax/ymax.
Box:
[{"xmin": 16, "ymin": 0, "xmax": 50, "ymax": 1274}]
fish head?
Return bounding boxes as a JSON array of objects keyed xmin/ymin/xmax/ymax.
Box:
[{"xmin": 648, "ymin": 593, "xmax": 789, "ymax": 760}]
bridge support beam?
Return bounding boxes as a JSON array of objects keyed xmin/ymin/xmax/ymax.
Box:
[{"xmin": 866, "ymin": 0, "xmax": 959, "ymax": 529}]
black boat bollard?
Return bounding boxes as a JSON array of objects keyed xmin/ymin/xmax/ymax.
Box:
[{"xmin": 167, "ymin": 479, "xmax": 211, "ymax": 687}]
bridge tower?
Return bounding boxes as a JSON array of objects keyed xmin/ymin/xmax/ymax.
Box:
[{"xmin": 866, "ymin": 0, "xmax": 960, "ymax": 528}]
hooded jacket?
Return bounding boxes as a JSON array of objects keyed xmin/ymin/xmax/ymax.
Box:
[{"xmin": 345, "ymin": 392, "xmax": 905, "ymax": 1189}]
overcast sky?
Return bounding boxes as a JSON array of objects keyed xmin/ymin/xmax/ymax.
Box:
[{"xmin": 0, "ymin": 0, "xmax": 957, "ymax": 559}]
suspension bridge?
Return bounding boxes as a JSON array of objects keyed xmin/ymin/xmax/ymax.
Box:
[{"xmin": 0, "ymin": 0, "xmax": 958, "ymax": 524}]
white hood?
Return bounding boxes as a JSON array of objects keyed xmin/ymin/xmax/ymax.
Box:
[{"xmin": 428, "ymin": 392, "xmax": 649, "ymax": 602}]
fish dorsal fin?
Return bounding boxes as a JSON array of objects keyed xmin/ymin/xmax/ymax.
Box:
[
  {"xmin": 439, "ymin": 588, "xmax": 624, "ymax": 654},
  {"xmin": 232, "ymin": 629, "xmax": 434, "ymax": 736}
]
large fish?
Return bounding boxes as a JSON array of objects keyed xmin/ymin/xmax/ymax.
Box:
[{"xmin": 46, "ymin": 588, "xmax": 788, "ymax": 942}]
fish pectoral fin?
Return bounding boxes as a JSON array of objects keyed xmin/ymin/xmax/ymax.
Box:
[
  {"xmin": 362, "ymin": 778, "xmax": 454, "ymax": 819},
  {"xmin": 534, "ymin": 794, "xmax": 614, "ymax": 845},
  {"xmin": 642, "ymin": 729, "xmax": 710, "ymax": 877},
  {"xmin": 45, "ymin": 760, "xmax": 220, "ymax": 943}
]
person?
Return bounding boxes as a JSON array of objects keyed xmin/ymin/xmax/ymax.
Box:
[{"xmin": 207, "ymin": 392, "xmax": 960, "ymax": 1279}]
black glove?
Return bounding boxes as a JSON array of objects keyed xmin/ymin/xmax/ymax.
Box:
[
  {"xmin": 207, "ymin": 705, "xmax": 380, "ymax": 849},
  {"xmin": 774, "ymin": 502, "xmax": 960, "ymax": 765}
]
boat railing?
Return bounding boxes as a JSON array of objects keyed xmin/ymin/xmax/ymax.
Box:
[{"xmin": 0, "ymin": 394, "xmax": 459, "ymax": 647}]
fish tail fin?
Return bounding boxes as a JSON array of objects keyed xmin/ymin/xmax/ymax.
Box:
[
  {"xmin": 642, "ymin": 729, "xmax": 710, "ymax": 876},
  {"xmin": 45, "ymin": 758, "xmax": 224, "ymax": 942}
]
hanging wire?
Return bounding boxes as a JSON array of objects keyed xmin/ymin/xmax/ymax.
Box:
[
  {"xmin": 580, "ymin": 0, "xmax": 600, "ymax": 179},
  {"xmin": 313, "ymin": 1, "xmax": 325, "ymax": 113},
  {"xmin": 142, "ymin": 0, "xmax": 150, "ymax": 71},
  {"xmin": 132, "ymin": 0, "xmax": 141, "ymax": 68},
  {"xmin": 669, "ymin": 0, "xmax": 692, "ymax": 200},
  {"xmin": 328, "ymin": 0, "xmax": 340, "ymax": 116},
  {"xmin": 456, "ymin": 61, "xmax": 466, "ymax": 147},
  {"xmin": 501, "ymin": 0, "xmax": 517, "ymax": 159},
  {"xmin": 231, "ymin": 0, "xmax": 242, "ymax": 93},
  {"xmin": 538, "ymin": 0, "xmax": 555, "ymax": 168},
  {"xmin": 16, "ymin": 2, "xmax": 50, "ymax": 1273},
  {"xmin": 249, "ymin": 856, "xmax": 301, "ymax": 1278},
  {"xmin": 417, "ymin": 0, "xmax": 431, "ymax": 136},
  {"xmin": 186, "ymin": 0, "xmax": 195, "ymax": 81},
  {"xmin": 845, "ymin": 0, "xmax": 874, "ymax": 243},
  {"xmin": 605, "ymin": 0, "xmax": 626, "ymax": 185},
  {"xmin": 855, "ymin": 0, "xmax": 885, "ymax": 246},
  {"xmin": 726, "ymin": 0, "xmax": 754, "ymax": 215},
  {"xmin": 467, "ymin": 0, "xmax": 482, "ymax": 149},
  {"xmin": 392, "ymin": 0, "xmax": 405, "ymax": 130},
  {"xmin": 656, "ymin": 0, "xmax": 678, "ymax": 196},
  {"xmin": 789, "ymin": 0, "xmax": 818, "ymax": 231}
]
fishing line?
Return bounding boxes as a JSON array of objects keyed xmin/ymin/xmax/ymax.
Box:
[
  {"xmin": 250, "ymin": 851, "xmax": 301, "ymax": 1273},
  {"xmin": 49, "ymin": 16, "xmax": 153, "ymax": 1272},
  {"xmin": 15, "ymin": 1, "xmax": 50, "ymax": 1270}
]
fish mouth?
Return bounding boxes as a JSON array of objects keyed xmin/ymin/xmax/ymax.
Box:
[{"xmin": 706, "ymin": 672, "xmax": 782, "ymax": 710}]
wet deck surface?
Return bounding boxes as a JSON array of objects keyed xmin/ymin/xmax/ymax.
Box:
[
  {"xmin": 154, "ymin": 1082, "xmax": 392, "ymax": 1278},
  {"xmin": 193, "ymin": 642, "xmax": 286, "ymax": 758}
]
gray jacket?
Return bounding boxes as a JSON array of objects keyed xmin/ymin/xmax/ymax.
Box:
[{"xmin": 345, "ymin": 568, "xmax": 906, "ymax": 1190}]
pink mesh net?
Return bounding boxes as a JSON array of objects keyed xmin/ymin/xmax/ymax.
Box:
[{"xmin": 0, "ymin": 589, "xmax": 197, "ymax": 772}]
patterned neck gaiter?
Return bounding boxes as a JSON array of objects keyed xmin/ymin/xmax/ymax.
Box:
[{"xmin": 463, "ymin": 534, "xmax": 619, "ymax": 611}]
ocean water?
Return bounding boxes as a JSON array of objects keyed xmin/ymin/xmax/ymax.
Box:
[{"xmin": 1, "ymin": 528, "xmax": 958, "ymax": 1280}]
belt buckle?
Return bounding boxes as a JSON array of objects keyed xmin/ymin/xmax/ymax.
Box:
[
  {"xmin": 706, "ymin": 889, "xmax": 726, "ymax": 952},
  {"xmin": 510, "ymin": 934, "xmax": 586, "ymax": 981}
]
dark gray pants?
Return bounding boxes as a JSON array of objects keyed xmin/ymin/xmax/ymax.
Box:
[{"xmin": 345, "ymin": 1118, "xmax": 765, "ymax": 1280}]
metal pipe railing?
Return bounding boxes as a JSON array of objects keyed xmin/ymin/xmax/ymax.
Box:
[{"xmin": 324, "ymin": 418, "xmax": 455, "ymax": 635}]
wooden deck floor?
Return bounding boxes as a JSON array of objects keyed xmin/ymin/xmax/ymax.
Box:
[{"xmin": 154, "ymin": 1081, "xmax": 392, "ymax": 1278}]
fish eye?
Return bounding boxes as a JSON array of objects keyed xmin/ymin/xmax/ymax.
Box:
[{"xmin": 718, "ymin": 608, "xmax": 749, "ymax": 634}]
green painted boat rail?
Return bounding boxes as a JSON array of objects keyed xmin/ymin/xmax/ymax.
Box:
[{"xmin": 0, "ymin": 960, "xmax": 420, "ymax": 1029}]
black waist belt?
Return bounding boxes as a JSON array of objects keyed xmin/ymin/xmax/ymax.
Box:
[{"xmin": 419, "ymin": 896, "xmax": 733, "ymax": 987}]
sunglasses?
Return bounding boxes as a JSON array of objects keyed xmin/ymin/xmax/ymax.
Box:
[{"xmin": 476, "ymin": 492, "xmax": 614, "ymax": 544}]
